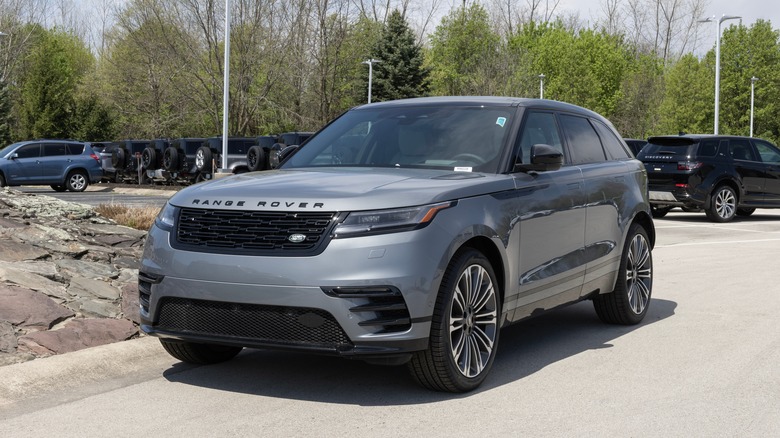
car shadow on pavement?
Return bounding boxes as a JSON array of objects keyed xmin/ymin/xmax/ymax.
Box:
[{"xmin": 162, "ymin": 298, "xmax": 676, "ymax": 405}]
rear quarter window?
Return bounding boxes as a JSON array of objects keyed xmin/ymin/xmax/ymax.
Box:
[
  {"xmin": 696, "ymin": 139, "xmax": 720, "ymax": 157},
  {"xmin": 559, "ymin": 114, "xmax": 606, "ymax": 164}
]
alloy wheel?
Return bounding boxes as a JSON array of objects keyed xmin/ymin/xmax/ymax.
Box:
[
  {"xmin": 626, "ymin": 233, "xmax": 652, "ymax": 314},
  {"xmin": 449, "ymin": 264, "xmax": 498, "ymax": 378},
  {"xmin": 715, "ymin": 188, "xmax": 736, "ymax": 219}
]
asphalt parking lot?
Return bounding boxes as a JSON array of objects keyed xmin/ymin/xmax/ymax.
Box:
[{"xmin": 0, "ymin": 209, "xmax": 778, "ymax": 436}]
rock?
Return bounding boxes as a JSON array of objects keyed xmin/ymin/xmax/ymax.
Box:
[
  {"xmin": 113, "ymin": 256, "xmax": 140, "ymax": 270},
  {"xmin": 56, "ymin": 259, "xmax": 119, "ymax": 281},
  {"xmin": 0, "ymin": 239, "xmax": 49, "ymax": 261},
  {"xmin": 0, "ymin": 266, "xmax": 69, "ymax": 301},
  {"xmin": 17, "ymin": 319, "xmax": 138, "ymax": 355},
  {"xmin": 68, "ymin": 276, "xmax": 121, "ymax": 300},
  {"xmin": 80, "ymin": 299, "xmax": 121, "ymax": 318},
  {"xmin": 2, "ymin": 261, "xmax": 58, "ymax": 278},
  {"xmin": 0, "ymin": 352, "xmax": 35, "ymax": 366},
  {"xmin": 120, "ymin": 283, "xmax": 140, "ymax": 324},
  {"xmin": 0, "ymin": 285, "xmax": 74, "ymax": 329},
  {"xmin": 0, "ymin": 320, "xmax": 17, "ymax": 353}
]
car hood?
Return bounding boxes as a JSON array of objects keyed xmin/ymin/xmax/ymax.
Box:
[{"xmin": 169, "ymin": 167, "xmax": 515, "ymax": 212}]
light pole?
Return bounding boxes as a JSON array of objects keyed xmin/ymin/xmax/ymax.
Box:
[
  {"xmin": 221, "ymin": 0, "xmax": 231, "ymax": 172},
  {"xmin": 539, "ymin": 74, "xmax": 545, "ymax": 99},
  {"xmin": 362, "ymin": 59, "xmax": 381, "ymax": 103},
  {"xmin": 698, "ymin": 14, "xmax": 741, "ymax": 135},
  {"xmin": 750, "ymin": 76, "xmax": 758, "ymax": 137}
]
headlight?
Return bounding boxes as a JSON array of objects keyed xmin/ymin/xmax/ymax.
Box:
[
  {"xmin": 333, "ymin": 201, "xmax": 455, "ymax": 238},
  {"xmin": 155, "ymin": 202, "xmax": 177, "ymax": 231}
]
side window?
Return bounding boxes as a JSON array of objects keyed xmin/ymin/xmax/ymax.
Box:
[
  {"xmin": 516, "ymin": 111, "xmax": 563, "ymax": 165},
  {"xmin": 729, "ymin": 139, "xmax": 757, "ymax": 161},
  {"xmin": 15, "ymin": 144, "xmax": 40, "ymax": 159},
  {"xmin": 696, "ymin": 139, "xmax": 719, "ymax": 157},
  {"xmin": 43, "ymin": 143, "xmax": 68, "ymax": 157},
  {"xmin": 592, "ymin": 120, "xmax": 630, "ymax": 159},
  {"xmin": 559, "ymin": 114, "xmax": 606, "ymax": 164},
  {"xmin": 752, "ymin": 140, "xmax": 780, "ymax": 163}
]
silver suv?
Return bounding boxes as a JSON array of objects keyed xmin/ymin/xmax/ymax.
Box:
[{"xmin": 140, "ymin": 97, "xmax": 655, "ymax": 392}]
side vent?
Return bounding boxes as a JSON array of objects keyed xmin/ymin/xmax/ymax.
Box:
[
  {"xmin": 322, "ymin": 286, "xmax": 411, "ymax": 333},
  {"xmin": 138, "ymin": 271, "xmax": 164, "ymax": 313}
]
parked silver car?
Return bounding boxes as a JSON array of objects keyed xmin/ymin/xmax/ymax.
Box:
[{"xmin": 140, "ymin": 97, "xmax": 655, "ymax": 392}]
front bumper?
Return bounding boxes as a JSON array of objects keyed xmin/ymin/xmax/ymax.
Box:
[{"xmin": 138, "ymin": 222, "xmax": 455, "ymax": 358}]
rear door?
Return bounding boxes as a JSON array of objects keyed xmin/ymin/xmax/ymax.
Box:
[
  {"xmin": 40, "ymin": 142, "xmax": 70, "ymax": 183},
  {"xmin": 728, "ymin": 138, "xmax": 766, "ymax": 205},
  {"xmin": 752, "ymin": 139, "xmax": 780, "ymax": 206}
]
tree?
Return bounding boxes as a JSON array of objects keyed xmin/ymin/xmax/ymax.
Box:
[
  {"xmin": 657, "ymin": 53, "xmax": 713, "ymax": 134},
  {"xmin": 17, "ymin": 26, "xmax": 93, "ymax": 139},
  {"xmin": 369, "ymin": 9, "xmax": 430, "ymax": 102},
  {"xmin": 428, "ymin": 3, "xmax": 504, "ymax": 95}
]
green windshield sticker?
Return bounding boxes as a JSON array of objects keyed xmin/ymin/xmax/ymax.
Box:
[{"xmin": 496, "ymin": 117, "xmax": 507, "ymax": 127}]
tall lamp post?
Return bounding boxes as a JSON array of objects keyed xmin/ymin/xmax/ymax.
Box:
[
  {"xmin": 539, "ymin": 74, "xmax": 545, "ymax": 99},
  {"xmin": 221, "ymin": 0, "xmax": 231, "ymax": 172},
  {"xmin": 698, "ymin": 14, "xmax": 741, "ymax": 135},
  {"xmin": 750, "ymin": 76, "xmax": 758, "ymax": 137},
  {"xmin": 362, "ymin": 59, "xmax": 381, "ymax": 104}
]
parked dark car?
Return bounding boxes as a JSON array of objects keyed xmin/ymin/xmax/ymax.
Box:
[
  {"xmin": 161, "ymin": 138, "xmax": 207, "ymax": 183},
  {"xmin": 140, "ymin": 97, "xmax": 655, "ymax": 392},
  {"xmin": 139, "ymin": 139, "xmax": 171, "ymax": 184},
  {"xmin": 624, "ymin": 138, "xmax": 648, "ymax": 156},
  {"xmin": 194, "ymin": 137, "xmax": 256, "ymax": 179},
  {"xmin": 638, "ymin": 134, "xmax": 780, "ymax": 222},
  {"xmin": 110, "ymin": 140, "xmax": 152, "ymax": 183},
  {"xmin": 0, "ymin": 139, "xmax": 102, "ymax": 191},
  {"xmin": 246, "ymin": 135, "xmax": 278, "ymax": 171}
]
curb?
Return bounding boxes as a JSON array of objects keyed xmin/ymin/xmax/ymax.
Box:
[{"xmin": 0, "ymin": 337, "xmax": 170, "ymax": 409}]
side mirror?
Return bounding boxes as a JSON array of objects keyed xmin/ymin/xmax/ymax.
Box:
[
  {"xmin": 278, "ymin": 145, "xmax": 299, "ymax": 164},
  {"xmin": 10, "ymin": 152, "xmax": 18, "ymax": 160},
  {"xmin": 514, "ymin": 144, "xmax": 563, "ymax": 172}
]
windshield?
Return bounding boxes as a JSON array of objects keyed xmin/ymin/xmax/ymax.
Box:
[
  {"xmin": 282, "ymin": 104, "xmax": 514, "ymax": 173},
  {"xmin": 0, "ymin": 142, "xmax": 23, "ymax": 159}
]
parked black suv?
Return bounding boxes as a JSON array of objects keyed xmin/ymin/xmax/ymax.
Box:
[
  {"xmin": 638, "ymin": 134, "xmax": 780, "ymax": 222},
  {"xmin": 194, "ymin": 137, "xmax": 255, "ymax": 179}
]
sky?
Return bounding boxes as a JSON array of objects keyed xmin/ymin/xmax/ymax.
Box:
[{"xmin": 559, "ymin": 0, "xmax": 780, "ymax": 31}]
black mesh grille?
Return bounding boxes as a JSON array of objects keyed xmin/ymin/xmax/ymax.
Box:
[
  {"xmin": 156, "ymin": 297, "xmax": 352, "ymax": 350},
  {"xmin": 174, "ymin": 208, "xmax": 337, "ymax": 255}
]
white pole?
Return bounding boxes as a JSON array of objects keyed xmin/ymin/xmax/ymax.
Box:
[
  {"xmin": 539, "ymin": 74, "xmax": 545, "ymax": 99},
  {"xmin": 750, "ymin": 76, "xmax": 758, "ymax": 137},
  {"xmin": 362, "ymin": 59, "xmax": 381, "ymax": 104},
  {"xmin": 221, "ymin": 0, "xmax": 231, "ymax": 171}
]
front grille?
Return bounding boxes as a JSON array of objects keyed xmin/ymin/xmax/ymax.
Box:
[
  {"xmin": 173, "ymin": 208, "xmax": 338, "ymax": 255},
  {"xmin": 156, "ymin": 297, "xmax": 352, "ymax": 350}
]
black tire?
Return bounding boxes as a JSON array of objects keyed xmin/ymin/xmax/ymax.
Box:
[
  {"xmin": 65, "ymin": 170, "xmax": 89, "ymax": 192},
  {"xmin": 0, "ymin": 173, "xmax": 4, "ymax": 187},
  {"xmin": 247, "ymin": 145, "xmax": 266, "ymax": 171},
  {"xmin": 651, "ymin": 206, "xmax": 672, "ymax": 218},
  {"xmin": 408, "ymin": 248, "xmax": 500, "ymax": 393},
  {"xmin": 593, "ymin": 223, "xmax": 652, "ymax": 325},
  {"xmin": 195, "ymin": 146, "xmax": 213, "ymax": 172},
  {"xmin": 112, "ymin": 148, "xmax": 127, "ymax": 168},
  {"xmin": 142, "ymin": 147, "xmax": 158, "ymax": 170},
  {"xmin": 705, "ymin": 185, "xmax": 737, "ymax": 223},
  {"xmin": 50, "ymin": 184, "xmax": 67, "ymax": 192},
  {"xmin": 159, "ymin": 339, "xmax": 242, "ymax": 365},
  {"xmin": 163, "ymin": 147, "xmax": 179, "ymax": 171},
  {"xmin": 736, "ymin": 207, "xmax": 755, "ymax": 217}
]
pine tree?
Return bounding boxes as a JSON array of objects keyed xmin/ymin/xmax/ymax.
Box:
[{"xmin": 369, "ymin": 10, "xmax": 430, "ymax": 102}]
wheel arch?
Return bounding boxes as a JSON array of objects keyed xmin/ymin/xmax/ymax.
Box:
[
  {"xmin": 457, "ymin": 236, "xmax": 507, "ymax": 311},
  {"xmin": 705, "ymin": 178, "xmax": 740, "ymax": 210},
  {"xmin": 632, "ymin": 210, "xmax": 655, "ymax": 249}
]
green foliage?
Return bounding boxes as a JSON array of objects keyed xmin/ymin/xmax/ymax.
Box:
[
  {"xmin": 369, "ymin": 10, "xmax": 430, "ymax": 102},
  {"xmin": 429, "ymin": 4, "xmax": 502, "ymax": 95},
  {"xmin": 18, "ymin": 27, "xmax": 94, "ymax": 139},
  {"xmin": 658, "ymin": 53, "xmax": 714, "ymax": 135}
]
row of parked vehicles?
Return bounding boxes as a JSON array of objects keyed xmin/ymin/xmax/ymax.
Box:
[
  {"xmin": 98, "ymin": 133, "xmax": 313, "ymax": 185},
  {"xmin": 0, "ymin": 133, "xmax": 313, "ymax": 192}
]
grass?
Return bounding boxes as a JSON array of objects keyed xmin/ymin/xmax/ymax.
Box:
[{"xmin": 95, "ymin": 203, "xmax": 160, "ymax": 230}]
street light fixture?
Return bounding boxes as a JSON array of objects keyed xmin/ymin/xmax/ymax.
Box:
[
  {"xmin": 750, "ymin": 76, "xmax": 758, "ymax": 137},
  {"xmin": 362, "ymin": 59, "xmax": 381, "ymax": 104},
  {"xmin": 698, "ymin": 14, "xmax": 741, "ymax": 135},
  {"xmin": 539, "ymin": 74, "xmax": 545, "ymax": 99}
]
